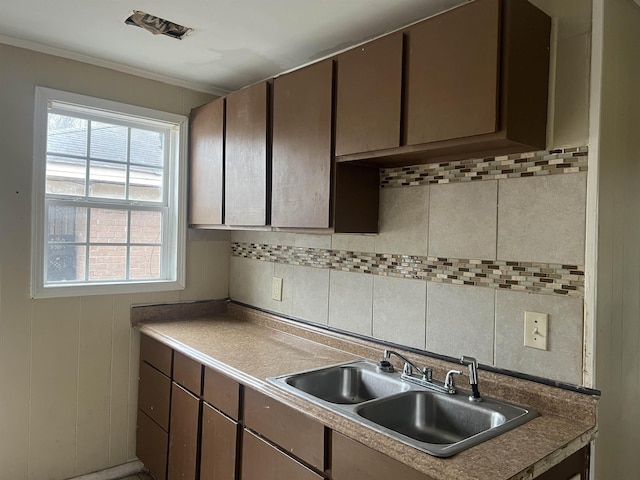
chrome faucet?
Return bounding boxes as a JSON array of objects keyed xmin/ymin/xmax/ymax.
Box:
[
  {"xmin": 382, "ymin": 349, "xmax": 429, "ymax": 378},
  {"xmin": 460, "ymin": 356, "xmax": 482, "ymax": 402},
  {"xmin": 382, "ymin": 350, "xmax": 461, "ymax": 394}
]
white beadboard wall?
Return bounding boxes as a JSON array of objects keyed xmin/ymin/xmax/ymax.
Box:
[
  {"xmin": 591, "ymin": 0, "xmax": 640, "ymax": 478},
  {"xmin": 0, "ymin": 43, "xmax": 229, "ymax": 480}
]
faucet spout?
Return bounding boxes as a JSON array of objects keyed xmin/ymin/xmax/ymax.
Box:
[
  {"xmin": 383, "ymin": 349, "xmax": 426, "ymax": 378},
  {"xmin": 460, "ymin": 355, "xmax": 482, "ymax": 402}
]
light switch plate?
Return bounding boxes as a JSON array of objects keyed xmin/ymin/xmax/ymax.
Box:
[
  {"xmin": 272, "ymin": 277, "xmax": 283, "ymax": 301},
  {"xmin": 524, "ymin": 311, "xmax": 548, "ymax": 350}
]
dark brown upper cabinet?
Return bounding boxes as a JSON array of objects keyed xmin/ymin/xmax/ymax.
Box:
[
  {"xmin": 224, "ymin": 81, "xmax": 270, "ymax": 226},
  {"xmin": 334, "ymin": 32, "xmax": 403, "ymax": 157},
  {"xmin": 271, "ymin": 60, "xmax": 333, "ymax": 229},
  {"xmin": 337, "ymin": 0, "xmax": 551, "ymax": 166},
  {"xmin": 189, "ymin": 98, "xmax": 224, "ymax": 226},
  {"xmin": 405, "ymin": 0, "xmax": 501, "ymax": 146}
]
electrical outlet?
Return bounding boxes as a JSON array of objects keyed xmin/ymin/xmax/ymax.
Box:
[
  {"xmin": 272, "ymin": 277, "xmax": 283, "ymax": 301},
  {"xmin": 524, "ymin": 311, "xmax": 548, "ymax": 350}
]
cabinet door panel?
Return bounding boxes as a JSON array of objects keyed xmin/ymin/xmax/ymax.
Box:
[
  {"xmin": 189, "ymin": 99, "xmax": 224, "ymax": 225},
  {"xmin": 137, "ymin": 409, "xmax": 168, "ymax": 480},
  {"xmin": 203, "ymin": 366, "xmax": 240, "ymax": 421},
  {"xmin": 225, "ymin": 81, "xmax": 269, "ymax": 226},
  {"xmin": 140, "ymin": 334, "xmax": 172, "ymax": 376},
  {"xmin": 200, "ymin": 403, "xmax": 238, "ymax": 480},
  {"xmin": 138, "ymin": 361, "xmax": 171, "ymax": 430},
  {"xmin": 332, "ymin": 431, "xmax": 430, "ymax": 480},
  {"xmin": 168, "ymin": 383, "xmax": 200, "ymax": 480},
  {"xmin": 241, "ymin": 430, "xmax": 323, "ymax": 480},
  {"xmin": 535, "ymin": 445, "xmax": 589, "ymax": 480},
  {"xmin": 335, "ymin": 32, "xmax": 403, "ymax": 156},
  {"xmin": 173, "ymin": 351, "xmax": 202, "ymax": 396},
  {"xmin": 244, "ymin": 388, "xmax": 325, "ymax": 471},
  {"xmin": 405, "ymin": 0, "xmax": 500, "ymax": 145},
  {"xmin": 272, "ymin": 60, "xmax": 332, "ymax": 228}
]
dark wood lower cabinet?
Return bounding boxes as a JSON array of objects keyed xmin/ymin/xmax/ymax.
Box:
[
  {"xmin": 137, "ymin": 336, "xmax": 587, "ymax": 480},
  {"xmin": 241, "ymin": 430, "xmax": 323, "ymax": 480},
  {"xmin": 536, "ymin": 445, "xmax": 590, "ymax": 480},
  {"xmin": 244, "ymin": 388, "xmax": 325, "ymax": 471},
  {"xmin": 331, "ymin": 431, "xmax": 432, "ymax": 480},
  {"xmin": 200, "ymin": 402, "xmax": 239, "ymax": 480},
  {"xmin": 137, "ymin": 410, "xmax": 168, "ymax": 480},
  {"xmin": 168, "ymin": 383, "xmax": 200, "ymax": 480}
]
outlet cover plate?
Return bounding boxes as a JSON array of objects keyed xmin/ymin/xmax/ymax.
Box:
[
  {"xmin": 524, "ymin": 311, "xmax": 548, "ymax": 350},
  {"xmin": 272, "ymin": 277, "xmax": 283, "ymax": 301}
]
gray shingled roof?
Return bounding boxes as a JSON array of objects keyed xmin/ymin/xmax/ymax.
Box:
[{"xmin": 47, "ymin": 118, "xmax": 164, "ymax": 168}]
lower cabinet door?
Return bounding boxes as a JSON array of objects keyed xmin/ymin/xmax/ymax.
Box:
[
  {"xmin": 331, "ymin": 431, "xmax": 431, "ymax": 480},
  {"xmin": 137, "ymin": 409, "xmax": 168, "ymax": 480},
  {"xmin": 535, "ymin": 446, "xmax": 590, "ymax": 480},
  {"xmin": 241, "ymin": 430, "xmax": 323, "ymax": 480},
  {"xmin": 168, "ymin": 383, "xmax": 200, "ymax": 480},
  {"xmin": 200, "ymin": 402, "xmax": 239, "ymax": 480}
]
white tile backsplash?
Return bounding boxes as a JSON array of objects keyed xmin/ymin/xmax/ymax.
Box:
[
  {"xmin": 373, "ymin": 276, "xmax": 427, "ymax": 349},
  {"xmin": 228, "ymin": 152, "xmax": 587, "ymax": 385},
  {"xmin": 375, "ymin": 185, "xmax": 429, "ymax": 256},
  {"xmin": 495, "ymin": 290, "xmax": 584, "ymax": 384},
  {"xmin": 291, "ymin": 266, "xmax": 330, "ymax": 325},
  {"xmin": 428, "ymin": 180, "xmax": 498, "ymax": 260},
  {"xmin": 497, "ymin": 173, "xmax": 587, "ymax": 265},
  {"xmin": 329, "ymin": 270, "xmax": 373, "ymax": 335},
  {"xmin": 426, "ymin": 283, "xmax": 495, "ymax": 365}
]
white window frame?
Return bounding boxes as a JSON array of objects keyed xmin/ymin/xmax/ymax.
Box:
[{"xmin": 31, "ymin": 87, "xmax": 187, "ymax": 298}]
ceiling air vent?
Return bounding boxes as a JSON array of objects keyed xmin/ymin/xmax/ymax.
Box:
[{"xmin": 125, "ymin": 10, "xmax": 193, "ymax": 40}]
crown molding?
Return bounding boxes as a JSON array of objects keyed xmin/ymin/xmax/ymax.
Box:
[{"xmin": 0, "ymin": 33, "xmax": 230, "ymax": 97}]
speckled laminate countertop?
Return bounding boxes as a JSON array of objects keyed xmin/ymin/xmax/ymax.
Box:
[{"xmin": 133, "ymin": 301, "xmax": 598, "ymax": 480}]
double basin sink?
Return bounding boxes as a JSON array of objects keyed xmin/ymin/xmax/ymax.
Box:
[{"xmin": 268, "ymin": 360, "xmax": 537, "ymax": 457}]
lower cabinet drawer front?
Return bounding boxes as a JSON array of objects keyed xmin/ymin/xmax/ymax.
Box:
[
  {"xmin": 138, "ymin": 361, "xmax": 171, "ymax": 430},
  {"xmin": 168, "ymin": 383, "xmax": 200, "ymax": 480},
  {"xmin": 173, "ymin": 351, "xmax": 202, "ymax": 396},
  {"xmin": 203, "ymin": 366, "xmax": 241, "ymax": 421},
  {"xmin": 331, "ymin": 431, "xmax": 431, "ymax": 480},
  {"xmin": 140, "ymin": 334, "xmax": 173, "ymax": 377},
  {"xmin": 241, "ymin": 430, "xmax": 323, "ymax": 480},
  {"xmin": 244, "ymin": 388, "xmax": 325, "ymax": 471},
  {"xmin": 137, "ymin": 409, "xmax": 168, "ymax": 480},
  {"xmin": 200, "ymin": 402, "xmax": 239, "ymax": 480}
]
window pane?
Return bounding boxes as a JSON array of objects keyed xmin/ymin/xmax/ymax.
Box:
[
  {"xmin": 90, "ymin": 121, "xmax": 128, "ymax": 162},
  {"xmin": 48, "ymin": 206, "xmax": 87, "ymax": 243},
  {"xmin": 47, "ymin": 114, "xmax": 87, "ymax": 156},
  {"xmin": 89, "ymin": 245, "xmax": 127, "ymax": 280},
  {"xmin": 46, "ymin": 156, "xmax": 86, "ymax": 196},
  {"xmin": 130, "ymin": 211, "xmax": 162, "ymax": 244},
  {"xmin": 129, "ymin": 165, "xmax": 163, "ymax": 202},
  {"xmin": 47, "ymin": 245, "xmax": 86, "ymax": 282},
  {"xmin": 89, "ymin": 208, "xmax": 128, "ymax": 243},
  {"xmin": 130, "ymin": 128, "xmax": 163, "ymax": 168},
  {"xmin": 89, "ymin": 161, "xmax": 126, "ymax": 199},
  {"xmin": 130, "ymin": 246, "xmax": 161, "ymax": 279}
]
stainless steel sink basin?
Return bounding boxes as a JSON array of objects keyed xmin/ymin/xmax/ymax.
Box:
[
  {"xmin": 279, "ymin": 360, "xmax": 410, "ymax": 404},
  {"xmin": 268, "ymin": 360, "xmax": 538, "ymax": 457},
  {"xmin": 355, "ymin": 390, "xmax": 536, "ymax": 455}
]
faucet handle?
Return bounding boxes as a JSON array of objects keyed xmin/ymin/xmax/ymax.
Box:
[{"xmin": 443, "ymin": 369, "xmax": 463, "ymax": 393}]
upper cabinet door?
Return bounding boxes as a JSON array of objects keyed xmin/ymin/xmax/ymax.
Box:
[
  {"xmin": 189, "ymin": 99, "xmax": 224, "ymax": 225},
  {"xmin": 225, "ymin": 81, "xmax": 269, "ymax": 226},
  {"xmin": 405, "ymin": 0, "xmax": 501, "ymax": 145},
  {"xmin": 335, "ymin": 32, "xmax": 403, "ymax": 157},
  {"xmin": 272, "ymin": 60, "xmax": 333, "ymax": 228}
]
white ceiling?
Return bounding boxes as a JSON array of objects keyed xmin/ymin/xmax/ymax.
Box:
[{"xmin": 0, "ymin": 0, "xmax": 471, "ymax": 95}]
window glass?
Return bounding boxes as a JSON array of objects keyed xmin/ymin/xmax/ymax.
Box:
[{"xmin": 32, "ymin": 87, "xmax": 186, "ymax": 298}]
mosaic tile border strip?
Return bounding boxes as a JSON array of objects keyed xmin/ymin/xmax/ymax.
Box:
[
  {"xmin": 231, "ymin": 242, "xmax": 584, "ymax": 298},
  {"xmin": 380, "ymin": 146, "xmax": 588, "ymax": 188}
]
